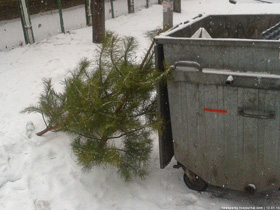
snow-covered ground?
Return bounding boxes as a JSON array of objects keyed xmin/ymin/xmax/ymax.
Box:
[
  {"xmin": 1, "ymin": 0, "xmax": 280, "ymax": 209},
  {"xmin": 0, "ymin": 0, "xmax": 158, "ymax": 51}
]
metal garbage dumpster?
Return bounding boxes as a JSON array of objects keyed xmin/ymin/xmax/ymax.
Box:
[{"xmin": 155, "ymin": 14, "xmax": 280, "ymax": 193}]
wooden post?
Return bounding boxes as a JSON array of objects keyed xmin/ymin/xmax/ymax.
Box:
[
  {"xmin": 132, "ymin": 0, "xmax": 134, "ymax": 13},
  {"xmin": 85, "ymin": 0, "xmax": 92, "ymax": 26},
  {"xmin": 92, "ymin": 0, "xmax": 105, "ymax": 43},
  {"xmin": 173, "ymin": 0, "xmax": 181, "ymax": 13},
  {"xmin": 146, "ymin": 0, "xmax": 149, "ymax": 8},
  {"xmin": 163, "ymin": 0, "xmax": 173, "ymax": 30},
  {"xmin": 110, "ymin": 0, "xmax": 115, "ymax": 18},
  {"xmin": 57, "ymin": 0, "xmax": 65, "ymax": 33},
  {"xmin": 127, "ymin": 0, "xmax": 134, "ymax": 13},
  {"xmin": 18, "ymin": 0, "xmax": 34, "ymax": 44}
]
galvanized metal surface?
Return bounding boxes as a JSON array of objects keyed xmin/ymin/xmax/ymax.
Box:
[
  {"xmin": 156, "ymin": 15, "xmax": 280, "ymax": 73},
  {"xmin": 155, "ymin": 14, "xmax": 280, "ymax": 192},
  {"xmin": 168, "ymin": 67, "xmax": 280, "ymax": 192}
]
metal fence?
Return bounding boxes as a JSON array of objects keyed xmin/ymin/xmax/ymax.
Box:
[{"xmin": 0, "ymin": 0, "xmax": 159, "ymax": 51}]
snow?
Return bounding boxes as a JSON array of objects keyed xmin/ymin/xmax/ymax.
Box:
[
  {"xmin": 0, "ymin": 0, "xmax": 158, "ymax": 51},
  {"xmin": 203, "ymin": 69, "xmax": 280, "ymax": 79},
  {"xmin": 0, "ymin": 0, "xmax": 280, "ymax": 209}
]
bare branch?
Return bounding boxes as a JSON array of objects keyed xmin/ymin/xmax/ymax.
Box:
[{"xmin": 139, "ymin": 29, "xmax": 161, "ymax": 71}]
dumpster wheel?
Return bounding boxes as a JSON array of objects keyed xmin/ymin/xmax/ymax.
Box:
[{"xmin": 183, "ymin": 169, "xmax": 208, "ymax": 192}]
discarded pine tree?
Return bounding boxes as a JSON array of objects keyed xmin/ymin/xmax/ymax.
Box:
[{"xmin": 22, "ymin": 32, "xmax": 169, "ymax": 181}]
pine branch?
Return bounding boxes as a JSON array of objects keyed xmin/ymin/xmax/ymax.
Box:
[
  {"xmin": 107, "ymin": 127, "xmax": 146, "ymax": 140},
  {"xmin": 21, "ymin": 106, "xmax": 42, "ymax": 114},
  {"xmin": 123, "ymin": 37, "xmax": 136, "ymax": 63},
  {"xmin": 22, "ymin": 32, "xmax": 167, "ymax": 181},
  {"xmin": 98, "ymin": 42, "xmax": 106, "ymax": 84},
  {"xmin": 110, "ymin": 36, "xmax": 123, "ymax": 77},
  {"xmin": 65, "ymin": 126, "xmax": 102, "ymax": 141},
  {"xmin": 115, "ymin": 95, "xmax": 127, "ymax": 113},
  {"xmin": 41, "ymin": 113, "xmax": 48, "ymax": 127}
]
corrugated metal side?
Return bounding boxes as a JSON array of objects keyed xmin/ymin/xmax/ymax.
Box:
[
  {"xmin": 168, "ymin": 79, "xmax": 280, "ymax": 192},
  {"xmin": 161, "ymin": 41, "xmax": 280, "ymax": 74}
]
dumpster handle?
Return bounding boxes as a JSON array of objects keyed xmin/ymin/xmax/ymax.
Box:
[
  {"xmin": 238, "ymin": 108, "xmax": 275, "ymax": 119},
  {"xmin": 174, "ymin": 61, "xmax": 202, "ymax": 72}
]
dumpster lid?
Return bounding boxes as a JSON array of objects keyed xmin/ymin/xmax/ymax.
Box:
[{"xmin": 230, "ymin": 0, "xmax": 280, "ymax": 3}]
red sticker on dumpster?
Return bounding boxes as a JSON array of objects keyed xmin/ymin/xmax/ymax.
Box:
[{"xmin": 204, "ymin": 108, "xmax": 227, "ymax": 113}]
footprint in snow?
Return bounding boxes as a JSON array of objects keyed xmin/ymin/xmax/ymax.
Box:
[
  {"xmin": 47, "ymin": 150, "xmax": 57, "ymax": 160},
  {"xmin": 34, "ymin": 200, "xmax": 51, "ymax": 210},
  {"xmin": 0, "ymin": 147, "xmax": 21, "ymax": 189},
  {"xmin": 0, "ymin": 145, "xmax": 11, "ymax": 188},
  {"xmin": 172, "ymin": 193, "xmax": 198, "ymax": 207},
  {"xmin": 27, "ymin": 135, "xmax": 53, "ymax": 147}
]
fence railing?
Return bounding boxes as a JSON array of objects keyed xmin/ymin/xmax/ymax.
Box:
[{"xmin": 0, "ymin": 0, "xmax": 158, "ymax": 51}]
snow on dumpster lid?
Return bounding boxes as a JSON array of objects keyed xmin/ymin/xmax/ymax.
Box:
[{"xmin": 230, "ymin": 0, "xmax": 280, "ymax": 4}]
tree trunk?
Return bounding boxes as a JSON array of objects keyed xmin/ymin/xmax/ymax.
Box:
[
  {"xmin": 92, "ymin": 0, "xmax": 105, "ymax": 43},
  {"xmin": 36, "ymin": 124, "xmax": 60, "ymax": 136},
  {"xmin": 173, "ymin": 0, "xmax": 181, "ymax": 13}
]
